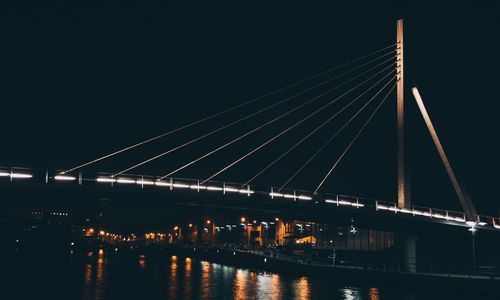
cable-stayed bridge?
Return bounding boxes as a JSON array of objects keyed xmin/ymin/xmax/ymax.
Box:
[{"xmin": 1, "ymin": 19, "xmax": 498, "ymax": 233}]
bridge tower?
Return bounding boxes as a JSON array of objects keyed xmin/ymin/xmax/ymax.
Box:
[
  {"xmin": 395, "ymin": 19, "xmax": 417, "ymax": 273},
  {"xmin": 396, "ymin": 18, "xmax": 410, "ymax": 209}
]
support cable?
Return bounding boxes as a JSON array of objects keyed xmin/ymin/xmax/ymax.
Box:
[
  {"xmin": 200, "ymin": 65, "xmax": 396, "ymax": 184},
  {"xmin": 115, "ymin": 55, "xmax": 397, "ymax": 177},
  {"xmin": 312, "ymin": 84, "xmax": 396, "ymax": 194},
  {"xmin": 62, "ymin": 44, "xmax": 396, "ymax": 174},
  {"xmin": 160, "ymin": 59, "xmax": 396, "ymax": 179},
  {"xmin": 279, "ymin": 81, "xmax": 395, "ymax": 190},
  {"xmin": 244, "ymin": 75, "xmax": 396, "ymax": 187}
]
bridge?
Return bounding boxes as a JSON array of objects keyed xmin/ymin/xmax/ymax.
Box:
[{"xmin": 2, "ymin": 19, "xmax": 499, "ymax": 274}]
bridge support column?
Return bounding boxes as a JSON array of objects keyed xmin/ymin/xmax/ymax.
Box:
[
  {"xmin": 395, "ymin": 231, "xmax": 417, "ymax": 272},
  {"xmin": 196, "ymin": 216, "xmax": 204, "ymax": 246}
]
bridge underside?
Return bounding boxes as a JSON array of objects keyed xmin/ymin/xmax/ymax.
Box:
[{"xmin": 0, "ymin": 182, "xmax": 486, "ymax": 235}]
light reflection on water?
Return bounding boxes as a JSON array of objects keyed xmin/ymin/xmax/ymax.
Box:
[
  {"xmin": 69, "ymin": 252, "xmax": 488, "ymax": 300},
  {"xmin": 4, "ymin": 250, "xmax": 497, "ymax": 300},
  {"xmin": 153, "ymin": 254, "xmax": 371, "ymax": 299}
]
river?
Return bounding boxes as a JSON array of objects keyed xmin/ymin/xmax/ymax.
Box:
[{"xmin": 3, "ymin": 250, "xmax": 494, "ymax": 299}]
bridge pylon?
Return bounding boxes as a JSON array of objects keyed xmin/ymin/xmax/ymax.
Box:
[{"xmin": 396, "ymin": 18, "xmax": 410, "ymax": 209}]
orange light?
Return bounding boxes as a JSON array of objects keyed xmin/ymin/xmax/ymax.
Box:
[
  {"xmin": 253, "ymin": 220, "xmax": 257, "ymax": 224},
  {"xmin": 174, "ymin": 226, "xmax": 179, "ymax": 231},
  {"xmin": 206, "ymin": 220, "xmax": 211, "ymax": 224},
  {"xmin": 275, "ymin": 217, "xmax": 279, "ymax": 222},
  {"xmin": 240, "ymin": 217, "xmax": 246, "ymax": 223},
  {"xmin": 99, "ymin": 230, "xmax": 105, "ymax": 236},
  {"xmin": 188, "ymin": 223, "xmax": 193, "ymax": 228}
]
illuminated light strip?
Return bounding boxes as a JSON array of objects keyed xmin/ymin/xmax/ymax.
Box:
[
  {"xmin": 422, "ymin": 212, "xmax": 432, "ymax": 217},
  {"xmin": 0, "ymin": 172, "xmax": 10, "ymax": 177},
  {"xmin": 10, "ymin": 173, "xmax": 33, "ymax": 179},
  {"xmin": 412, "ymin": 210, "xmax": 424, "ymax": 216},
  {"xmin": 269, "ymin": 192, "xmax": 284, "ymax": 198},
  {"xmin": 172, "ymin": 183, "xmax": 189, "ymax": 188},
  {"xmin": 97, "ymin": 177, "xmax": 116, "ymax": 183},
  {"xmin": 190, "ymin": 185, "xmax": 207, "ymax": 190},
  {"xmin": 206, "ymin": 186, "xmax": 223, "ymax": 191},
  {"xmin": 399, "ymin": 208, "xmax": 412, "ymax": 214},
  {"xmin": 432, "ymin": 213, "xmax": 446, "ymax": 219},
  {"xmin": 283, "ymin": 194, "xmax": 296, "ymax": 199},
  {"xmin": 338, "ymin": 200, "xmax": 352, "ymax": 206},
  {"xmin": 376, "ymin": 204, "xmax": 389, "ymax": 210},
  {"xmin": 137, "ymin": 180, "xmax": 155, "ymax": 185},
  {"xmin": 454, "ymin": 217, "xmax": 466, "ymax": 223},
  {"xmin": 116, "ymin": 178, "xmax": 135, "ymax": 184},
  {"xmin": 325, "ymin": 199, "xmax": 336, "ymax": 204},
  {"xmin": 155, "ymin": 181, "xmax": 172, "ymax": 187},
  {"xmin": 388, "ymin": 206, "xmax": 398, "ymax": 212},
  {"xmin": 54, "ymin": 175, "xmax": 76, "ymax": 181},
  {"xmin": 224, "ymin": 187, "xmax": 239, "ymax": 193},
  {"xmin": 351, "ymin": 203, "xmax": 364, "ymax": 207},
  {"xmin": 297, "ymin": 195, "xmax": 312, "ymax": 201},
  {"xmin": 238, "ymin": 189, "xmax": 254, "ymax": 194}
]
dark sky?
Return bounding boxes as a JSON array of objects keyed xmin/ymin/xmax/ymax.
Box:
[{"xmin": 1, "ymin": 2, "xmax": 499, "ymax": 214}]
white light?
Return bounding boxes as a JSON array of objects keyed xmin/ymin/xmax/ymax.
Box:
[
  {"xmin": 269, "ymin": 192, "xmax": 283, "ymax": 197},
  {"xmin": 238, "ymin": 189, "xmax": 254, "ymax": 194},
  {"xmin": 412, "ymin": 210, "xmax": 424, "ymax": 216},
  {"xmin": 432, "ymin": 213, "xmax": 446, "ymax": 219},
  {"xmin": 54, "ymin": 175, "xmax": 76, "ymax": 181},
  {"xmin": 116, "ymin": 178, "xmax": 135, "ymax": 184},
  {"xmin": 388, "ymin": 206, "xmax": 398, "ymax": 212},
  {"xmin": 454, "ymin": 217, "xmax": 466, "ymax": 223},
  {"xmin": 422, "ymin": 212, "xmax": 432, "ymax": 217},
  {"xmin": 399, "ymin": 208, "xmax": 412, "ymax": 214},
  {"xmin": 155, "ymin": 181, "xmax": 172, "ymax": 187},
  {"xmin": 207, "ymin": 186, "xmax": 223, "ymax": 191},
  {"xmin": 172, "ymin": 183, "xmax": 189, "ymax": 188},
  {"xmin": 283, "ymin": 194, "xmax": 296, "ymax": 199},
  {"xmin": 137, "ymin": 180, "xmax": 155, "ymax": 185},
  {"xmin": 0, "ymin": 172, "xmax": 10, "ymax": 177},
  {"xmin": 338, "ymin": 200, "xmax": 352, "ymax": 206},
  {"xmin": 190, "ymin": 185, "xmax": 206, "ymax": 190},
  {"xmin": 10, "ymin": 173, "xmax": 33, "ymax": 179},
  {"xmin": 297, "ymin": 195, "xmax": 312, "ymax": 200},
  {"xmin": 97, "ymin": 177, "xmax": 115, "ymax": 183},
  {"xmin": 325, "ymin": 199, "xmax": 336, "ymax": 204},
  {"xmin": 478, "ymin": 222, "xmax": 487, "ymax": 226},
  {"xmin": 377, "ymin": 204, "xmax": 389, "ymax": 210},
  {"xmin": 351, "ymin": 203, "xmax": 364, "ymax": 208},
  {"xmin": 224, "ymin": 187, "xmax": 239, "ymax": 193},
  {"xmin": 466, "ymin": 221, "xmax": 477, "ymax": 227}
]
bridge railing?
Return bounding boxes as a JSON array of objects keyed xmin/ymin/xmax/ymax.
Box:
[{"xmin": 1, "ymin": 165, "xmax": 499, "ymax": 231}]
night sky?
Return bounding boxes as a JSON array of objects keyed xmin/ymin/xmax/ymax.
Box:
[{"xmin": 2, "ymin": 2, "xmax": 499, "ymax": 214}]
